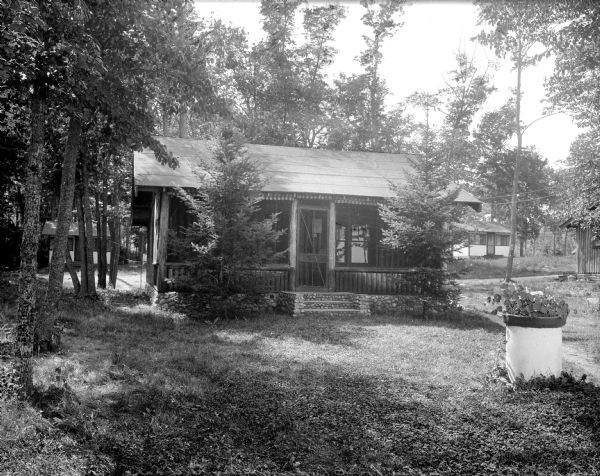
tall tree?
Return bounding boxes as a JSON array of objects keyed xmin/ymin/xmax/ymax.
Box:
[
  {"xmin": 294, "ymin": 3, "xmax": 346, "ymax": 147},
  {"xmin": 330, "ymin": 0, "xmax": 404, "ymax": 151},
  {"xmin": 436, "ymin": 52, "xmax": 494, "ymax": 186},
  {"xmin": 476, "ymin": 0, "xmax": 548, "ymax": 281},
  {"xmin": 358, "ymin": 0, "xmax": 404, "ymax": 151},
  {"xmin": 1, "ymin": 0, "xmax": 53, "ymax": 397},
  {"xmin": 545, "ymin": 2, "xmax": 600, "ymax": 225}
]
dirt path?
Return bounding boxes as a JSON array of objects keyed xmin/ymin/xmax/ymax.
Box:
[{"xmin": 38, "ymin": 265, "xmax": 146, "ymax": 292}]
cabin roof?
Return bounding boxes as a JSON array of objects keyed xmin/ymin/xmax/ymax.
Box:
[
  {"xmin": 458, "ymin": 219, "xmax": 511, "ymax": 234},
  {"xmin": 134, "ymin": 137, "xmax": 482, "ymax": 206}
]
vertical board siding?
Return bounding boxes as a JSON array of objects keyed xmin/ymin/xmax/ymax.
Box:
[
  {"xmin": 334, "ymin": 269, "xmax": 425, "ymax": 295},
  {"xmin": 578, "ymin": 227, "xmax": 600, "ymax": 274},
  {"xmin": 164, "ymin": 265, "xmax": 291, "ymax": 292}
]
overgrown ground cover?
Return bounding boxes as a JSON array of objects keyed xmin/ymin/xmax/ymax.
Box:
[
  {"xmin": 2, "ymin": 285, "xmax": 600, "ymax": 475},
  {"xmin": 449, "ymin": 255, "xmax": 577, "ymax": 279}
]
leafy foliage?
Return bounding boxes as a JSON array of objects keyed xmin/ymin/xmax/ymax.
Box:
[{"xmin": 486, "ymin": 282, "xmax": 569, "ymax": 319}]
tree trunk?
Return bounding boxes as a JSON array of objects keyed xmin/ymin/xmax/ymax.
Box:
[
  {"xmin": 162, "ymin": 103, "xmax": 169, "ymax": 136},
  {"xmin": 76, "ymin": 193, "xmax": 88, "ymax": 296},
  {"xmin": 124, "ymin": 220, "xmax": 130, "ymax": 263},
  {"xmin": 178, "ymin": 107, "xmax": 189, "ymax": 138},
  {"xmin": 95, "ymin": 191, "xmax": 106, "ymax": 289},
  {"xmin": 109, "ymin": 175, "xmax": 122, "ymax": 288},
  {"xmin": 46, "ymin": 113, "xmax": 81, "ymax": 306},
  {"xmin": 519, "ymin": 238, "xmax": 524, "ymax": 257},
  {"xmin": 65, "ymin": 248, "xmax": 80, "ymax": 295},
  {"xmin": 14, "ymin": 88, "xmax": 46, "ymax": 398},
  {"xmin": 81, "ymin": 158, "xmax": 96, "ymax": 297},
  {"xmin": 505, "ymin": 44, "xmax": 523, "ymax": 282},
  {"xmin": 563, "ymin": 228, "xmax": 568, "ymax": 256}
]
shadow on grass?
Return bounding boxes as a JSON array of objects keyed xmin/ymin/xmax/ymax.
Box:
[
  {"xmin": 35, "ymin": 334, "xmax": 600, "ymax": 475},
  {"xmin": 26, "ymin": 291, "xmax": 600, "ymax": 474}
]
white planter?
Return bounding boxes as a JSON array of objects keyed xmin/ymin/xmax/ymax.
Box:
[{"xmin": 504, "ymin": 314, "xmax": 566, "ymax": 382}]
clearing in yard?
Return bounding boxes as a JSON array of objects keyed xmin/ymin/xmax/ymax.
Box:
[
  {"xmin": 2, "ymin": 283, "xmax": 600, "ymax": 475},
  {"xmin": 449, "ymin": 255, "xmax": 577, "ymax": 279}
]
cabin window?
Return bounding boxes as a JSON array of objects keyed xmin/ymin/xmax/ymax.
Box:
[
  {"xmin": 472, "ymin": 233, "xmax": 486, "ymax": 245},
  {"xmin": 496, "ymin": 235, "xmax": 509, "ymax": 246},
  {"xmin": 593, "ymin": 235, "xmax": 600, "ymax": 248},
  {"xmin": 350, "ymin": 225, "xmax": 370, "ymax": 264},
  {"xmin": 336, "ymin": 224, "xmax": 347, "ymax": 264},
  {"xmin": 335, "ymin": 206, "xmax": 378, "ymax": 266},
  {"xmin": 67, "ymin": 238, "xmax": 74, "ymax": 251}
]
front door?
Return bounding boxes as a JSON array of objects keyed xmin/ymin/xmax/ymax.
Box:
[
  {"xmin": 297, "ymin": 208, "xmax": 328, "ymax": 288},
  {"xmin": 487, "ymin": 233, "xmax": 495, "ymax": 256}
]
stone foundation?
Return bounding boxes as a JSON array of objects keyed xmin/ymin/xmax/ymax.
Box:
[
  {"xmin": 153, "ymin": 291, "xmax": 427, "ymax": 319},
  {"xmin": 358, "ymin": 294, "xmax": 425, "ymax": 316}
]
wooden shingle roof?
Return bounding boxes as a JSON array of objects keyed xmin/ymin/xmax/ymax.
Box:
[{"xmin": 134, "ymin": 137, "xmax": 482, "ymax": 207}]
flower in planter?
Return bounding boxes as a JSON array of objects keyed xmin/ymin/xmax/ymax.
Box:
[{"xmin": 486, "ymin": 282, "xmax": 569, "ymax": 319}]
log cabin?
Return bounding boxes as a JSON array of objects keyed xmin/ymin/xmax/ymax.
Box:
[{"xmin": 132, "ymin": 138, "xmax": 482, "ymax": 293}]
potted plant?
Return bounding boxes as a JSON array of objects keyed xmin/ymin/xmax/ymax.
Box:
[{"xmin": 487, "ymin": 283, "xmax": 569, "ymax": 382}]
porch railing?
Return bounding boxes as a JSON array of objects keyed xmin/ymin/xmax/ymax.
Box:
[
  {"xmin": 164, "ymin": 263, "xmax": 429, "ymax": 295},
  {"xmin": 334, "ymin": 267, "xmax": 426, "ymax": 295},
  {"xmin": 164, "ymin": 263, "xmax": 291, "ymax": 292}
]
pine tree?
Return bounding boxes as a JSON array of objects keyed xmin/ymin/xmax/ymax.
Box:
[{"xmin": 175, "ymin": 128, "xmax": 284, "ymax": 296}]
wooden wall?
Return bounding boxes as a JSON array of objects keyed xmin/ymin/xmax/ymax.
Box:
[{"xmin": 577, "ymin": 227, "xmax": 600, "ymax": 274}]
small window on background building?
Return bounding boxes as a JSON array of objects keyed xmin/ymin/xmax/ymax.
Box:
[
  {"xmin": 500, "ymin": 235, "xmax": 509, "ymax": 246},
  {"xmin": 474, "ymin": 233, "xmax": 486, "ymax": 245},
  {"xmin": 67, "ymin": 238, "xmax": 73, "ymax": 251}
]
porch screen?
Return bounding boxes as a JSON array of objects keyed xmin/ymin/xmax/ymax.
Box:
[{"xmin": 336, "ymin": 206, "xmax": 376, "ymax": 265}]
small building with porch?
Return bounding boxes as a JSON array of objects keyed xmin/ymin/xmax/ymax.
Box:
[
  {"xmin": 562, "ymin": 215, "xmax": 600, "ymax": 275},
  {"xmin": 41, "ymin": 220, "xmax": 110, "ymax": 265},
  {"xmin": 133, "ymin": 138, "xmax": 482, "ymax": 294},
  {"xmin": 454, "ymin": 219, "xmax": 511, "ymax": 258}
]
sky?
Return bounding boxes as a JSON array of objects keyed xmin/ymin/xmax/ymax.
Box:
[{"xmin": 194, "ymin": 0, "xmax": 582, "ymax": 167}]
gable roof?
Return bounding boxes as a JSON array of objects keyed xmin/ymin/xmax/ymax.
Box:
[{"xmin": 134, "ymin": 137, "xmax": 482, "ymax": 207}]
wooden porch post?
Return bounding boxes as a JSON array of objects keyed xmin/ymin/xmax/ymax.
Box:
[
  {"xmin": 156, "ymin": 189, "xmax": 170, "ymax": 292},
  {"xmin": 146, "ymin": 191, "xmax": 158, "ymax": 286},
  {"xmin": 289, "ymin": 198, "xmax": 298, "ymax": 291},
  {"xmin": 328, "ymin": 200, "xmax": 336, "ymax": 290}
]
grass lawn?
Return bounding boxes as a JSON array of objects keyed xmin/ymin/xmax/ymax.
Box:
[
  {"xmin": 2, "ymin": 288, "xmax": 600, "ymax": 475},
  {"xmin": 449, "ymin": 255, "xmax": 577, "ymax": 279}
]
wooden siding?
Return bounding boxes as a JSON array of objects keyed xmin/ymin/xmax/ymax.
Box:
[
  {"xmin": 577, "ymin": 227, "xmax": 600, "ymax": 274},
  {"xmin": 163, "ymin": 264, "xmax": 433, "ymax": 295},
  {"xmin": 335, "ymin": 268, "xmax": 425, "ymax": 295},
  {"xmin": 165, "ymin": 264, "xmax": 290, "ymax": 292}
]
